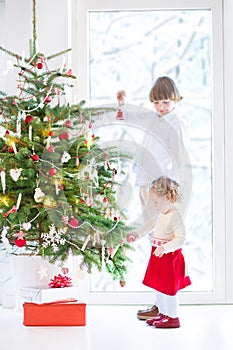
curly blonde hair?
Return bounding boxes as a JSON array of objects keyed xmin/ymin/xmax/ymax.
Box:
[{"xmin": 150, "ymin": 176, "xmax": 181, "ymax": 203}]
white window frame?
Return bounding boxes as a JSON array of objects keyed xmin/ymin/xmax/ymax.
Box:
[{"xmin": 69, "ymin": 0, "xmax": 231, "ymax": 304}]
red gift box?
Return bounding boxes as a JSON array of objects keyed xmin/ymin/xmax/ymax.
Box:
[{"xmin": 23, "ymin": 298, "xmax": 86, "ymax": 326}]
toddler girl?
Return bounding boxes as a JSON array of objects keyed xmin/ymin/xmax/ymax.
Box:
[{"xmin": 128, "ymin": 176, "xmax": 191, "ymax": 328}]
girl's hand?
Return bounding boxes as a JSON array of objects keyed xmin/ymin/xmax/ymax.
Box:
[
  {"xmin": 126, "ymin": 232, "xmax": 139, "ymax": 243},
  {"xmin": 153, "ymin": 246, "xmax": 165, "ymax": 257}
]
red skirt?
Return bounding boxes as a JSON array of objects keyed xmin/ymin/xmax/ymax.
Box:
[{"xmin": 142, "ymin": 247, "xmax": 191, "ymax": 296}]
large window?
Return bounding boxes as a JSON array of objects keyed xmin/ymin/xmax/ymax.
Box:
[{"xmin": 71, "ymin": 0, "xmax": 225, "ymax": 304}]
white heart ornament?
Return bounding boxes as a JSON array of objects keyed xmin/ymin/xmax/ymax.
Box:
[
  {"xmin": 10, "ymin": 168, "xmax": 22, "ymax": 181},
  {"xmin": 22, "ymin": 222, "xmax": 31, "ymax": 231}
]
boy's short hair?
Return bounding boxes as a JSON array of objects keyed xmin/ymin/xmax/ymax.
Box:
[{"xmin": 149, "ymin": 76, "xmax": 183, "ymax": 102}]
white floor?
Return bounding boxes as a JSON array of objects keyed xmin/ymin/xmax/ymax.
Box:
[{"xmin": 1, "ymin": 304, "xmax": 233, "ymax": 350}]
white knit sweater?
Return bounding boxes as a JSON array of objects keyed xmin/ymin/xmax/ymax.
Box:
[{"xmin": 136, "ymin": 208, "xmax": 186, "ymax": 253}]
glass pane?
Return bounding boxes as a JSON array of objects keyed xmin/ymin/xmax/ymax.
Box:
[{"xmin": 89, "ymin": 10, "xmax": 212, "ymax": 292}]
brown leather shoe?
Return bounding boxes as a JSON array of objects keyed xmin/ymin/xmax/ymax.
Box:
[
  {"xmin": 137, "ymin": 305, "xmax": 159, "ymax": 320},
  {"xmin": 154, "ymin": 316, "xmax": 180, "ymax": 328},
  {"xmin": 137, "ymin": 305, "xmax": 155, "ymax": 313}
]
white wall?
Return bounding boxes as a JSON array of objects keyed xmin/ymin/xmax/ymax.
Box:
[
  {"xmin": 0, "ymin": 0, "xmax": 6, "ymax": 91},
  {"xmin": 4, "ymin": 0, "xmax": 69, "ymax": 54},
  {"xmin": 2, "ymin": 0, "xmax": 69, "ymax": 93}
]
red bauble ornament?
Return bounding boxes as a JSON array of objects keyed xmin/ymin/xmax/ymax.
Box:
[
  {"xmin": 5, "ymin": 130, "xmax": 10, "ymax": 136},
  {"xmin": 119, "ymin": 280, "xmax": 126, "ymax": 287},
  {"xmin": 49, "ymin": 131, "xmax": 54, "ymax": 137},
  {"xmin": 49, "ymin": 168, "xmax": 57, "ymax": 176},
  {"xmin": 103, "ymin": 196, "xmax": 107, "ymax": 203},
  {"xmin": 32, "ymin": 154, "xmax": 39, "ymax": 161},
  {"xmin": 59, "ymin": 132, "xmax": 69, "ymax": 140},
  {"xmin": 15, "ymin": 237, "xmax": 26, "ymax": 247},
  {"xmin": 8, "ymin": 146, "xmax": 14, "ymax": 153},
  {"xmin": 116, "ymin": 108, "xmax": 124, "ymax": 120},
  {"xmin": 44, "ymin": 95, "xmax": 52, "ymax": 103},
  {"xmin": 47, "ymin": 145, "xmax": 54, "ymax": 153},
  {"xmin": 58, "ymin": 184, "xmax": 64, "ymax": 190},
  {"xmin": 37, "ymin": 62, "xmax": 43, "ymax": 69},
  {"xmin": 66, "ymin": 69, "xmax": 72, "ymax": 76},
  {"xmin": 25, "ymin": 115, "xmax": 33, "ymax": 123},
  {"xmin": 65, "ymin": 120, "xmax": 73, "ymax": 128},
  {"xmin": 81, "ymin": 197, "xmax": 86, "ymax": 204},
  {"xmin": 63, "ymin": 132, "xmax": 69, "ymax": 140},
  {"xmin": 68, "ymin": 217, "xmax": 79, "ymax": 229}
]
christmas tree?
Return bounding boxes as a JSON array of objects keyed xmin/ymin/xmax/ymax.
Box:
[{"xmin": 0, "ymin": 0, "xmax": 133, "ymax": 284}]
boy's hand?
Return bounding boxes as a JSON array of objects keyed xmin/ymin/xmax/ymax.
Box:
[
  {"xmin": 126, "ymin": 232, "xmax": 139, "ymax": 243},
  {"xmin": 153, "ymin": 246, "xmax": 165, "ymax": 257}
]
